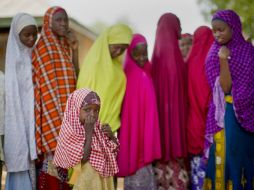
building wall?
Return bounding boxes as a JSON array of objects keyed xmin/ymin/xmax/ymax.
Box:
[{"xmin": 75, "ymin": 31, "xmax": 94, "ymax": 68}]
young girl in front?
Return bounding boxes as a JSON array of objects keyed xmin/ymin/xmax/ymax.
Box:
[{"xmin": 53, "ymin": 88, "xmax": 119, "ymax": 190}]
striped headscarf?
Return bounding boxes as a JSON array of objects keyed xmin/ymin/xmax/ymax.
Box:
[
  {"xmin": 53, "ymin": 88, "xmax": 119, "ymax": 177},
  {"xmin": 205, "ymin": 10, "xmax": 254, "ymax": 156},
  {"xmin": 32, "ymin": 6, "xmax": 76, "ymax": 154}
]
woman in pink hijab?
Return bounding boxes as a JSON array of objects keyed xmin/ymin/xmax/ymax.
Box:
[
  {"xmin": 117, "ymin": 34, "xmax": 161, "ymax": 189},
  {"xmin": 152, "ymin": 13, "xmax": 188, "ymax": 189}
]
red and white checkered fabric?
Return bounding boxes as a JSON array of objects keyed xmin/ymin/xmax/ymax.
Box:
[{"xmin": 53, "ymin": 88, "xmax": 119, "ymax": 177}]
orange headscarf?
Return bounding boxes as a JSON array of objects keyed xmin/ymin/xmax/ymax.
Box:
[{"xmin": 32, "ymin": 6, "xmax": 76, "ymax": 154}]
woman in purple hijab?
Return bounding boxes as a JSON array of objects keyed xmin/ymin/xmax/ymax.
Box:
[{"xmin": 204, "ymin": 10, "xmax": 254, "ymax": 190}]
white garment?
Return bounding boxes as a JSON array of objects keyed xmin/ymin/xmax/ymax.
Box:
[
  {"xmin": 0, "ymin": 71, "xmax": 4, "ymax": 135},
  {"xmin": 4, "ymin": 13, "xmax": 37, "ymax": 172},
  {"xmin": 0, "ymin": 71, "xmax": 4, "ymax": 161}
]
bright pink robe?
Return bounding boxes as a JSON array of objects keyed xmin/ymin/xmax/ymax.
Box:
[{"xmin": 117, "ymin": 34, "xmax": 161, "ymax": 176}]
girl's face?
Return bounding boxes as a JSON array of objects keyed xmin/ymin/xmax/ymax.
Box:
[
  {"xmin": 51, "ymin": 10, "xmax": 69, "ymax": 37},
  {"xmin": 179, "ymin": 37, "xmax": 192, "ymax": 58},
  {"xmin": 131, "ymin": 43, "xmax": 148, "ymax": 68},
  {"xmin": 19, "ymin": 25, "xmax": 37, "ymax": 48},
  {"xmin": 212, "ymin": 19, "xmax": 232, "ymax": 45},
  {"xmin": 109, "ymin": 44, "xmax": 129, "ymax": 59},
  {"xmin": 79, "ymin": 104, "xmax": 100, "ymax": 125}
]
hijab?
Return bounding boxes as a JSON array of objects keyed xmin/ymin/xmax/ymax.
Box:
[
  {"xmin": 53, "ymin": 88, "xmax": 119, "ymax": 177},
  {"xmin": 187, "ymin": 26, "xmax": 213, "ymax": 155},
  {"xmin": 205, "ymin": 10, "xmax": 254, "ymax": 156},
  {"xmin": 152, "ymin": 13, "xmax": 187, "ymax": 160},
  {"xmin": 77, "ymin": 24, "xmax": 132, "ymax": 132},
  {"xmin": 5, "ymin": 13, "xmax": 37, "ymax": 171},
  {"xmin": 117, "ymin": 34, "xmax": 161, "ymax": 176},
  {"xmin": 32, "ymin": 6, "xmax": 76, "ymax": 154}
]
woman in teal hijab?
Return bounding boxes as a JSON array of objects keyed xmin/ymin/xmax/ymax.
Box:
[{"xmin": 77, "ymin": 24, "xmax": 132, "ymax": 132}]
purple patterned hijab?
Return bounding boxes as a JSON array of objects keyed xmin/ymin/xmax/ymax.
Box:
[{"xmin": 205, "ymin": 10, "xmax": 254, "ymax": 156}]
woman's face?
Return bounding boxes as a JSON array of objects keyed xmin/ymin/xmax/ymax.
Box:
[
  {"xmin": 51, "ymin": 10, "xmax": 69, "ymax": 37},
  {"xmin": 131, "ymin": 43, "xmax": 148, "ymax": 68},
  {"xmin": 212, "ymin": 19, "xmax": 232, "ymax": 45},
  {"xmin": 109, "ymin": 44, "xmax": 129, "ymax": 59},
  {"xmin": 19, "ymin": 25, "xmax": 37, "ymax": 48}
]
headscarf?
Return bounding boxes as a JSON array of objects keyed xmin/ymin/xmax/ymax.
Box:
[
  {"xmin": 32, "ymin": 6, "xmax": 76, "ymax": 154},
  {"xmin": 77, "ymin": 24, "xmax": 132, "ymax": 132},
  {"xmin": 117, "ymin": 34, "xmax": 161, "ymax": 176},
  {"xmin": 180, "ymin": 33, "xmax": 193, "ymax": 61},
  {"xmin": 205, "ymin": 10, "xmax": 254, "ymax": 157},
  {"xmin": 181, "ymin": 33, "xmax": 192, "ymax": 39},
  {"xmin": 5, "ymin": 13, "xmax": 37, "ymax": 172},
  {"xmin": 152, "ymin": 13, "xmax": 187, "ymax": 160},
  {"xmin": 53, "ymin": 88, "xmax": 119, "ymax": 177},
  {"xmin": 187, "ymin": 26, "xmax": 213, "ymax": 155}
]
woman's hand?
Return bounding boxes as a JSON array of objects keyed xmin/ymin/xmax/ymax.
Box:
[
  {"xmin": 66, "ymin": 30, "xmax": 79, "ymax": 50},
  {"xmin": 218, "ymin": 46, "xmax": 230, "ymax": 60},
  {"xmin": 218, "ymin": 46, "xmax": 232, "ymax": 94},
  {"xmin": 66, "ymin": 30, "xmax": 79, "ymax": 76}
]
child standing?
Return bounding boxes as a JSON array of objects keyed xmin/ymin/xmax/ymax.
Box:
[
  {"xmin": 53, "ymin": 88, "xmax": 119, "ymax": 190},
  {"xmin": 117, "ymin": 34, "xmax": 161, "ymax": 189}
]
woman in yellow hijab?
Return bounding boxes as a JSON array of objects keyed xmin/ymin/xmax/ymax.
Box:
[{"xmin": 77, "ymin": 24, "xmax": 132, "ymax": 132}]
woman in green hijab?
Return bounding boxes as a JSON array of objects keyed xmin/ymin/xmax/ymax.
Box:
[{"xmin": 77, "ymin": 24, "xmax": 132, "ymax": 132}]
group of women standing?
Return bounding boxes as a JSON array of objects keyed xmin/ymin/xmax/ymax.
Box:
[
  {"xmin": 4, "ymin": 7, "xmax": 78, "ymax": 190},
  {"xmin": 1, "ymin": 4, "xmax": 254, "ymax": 190}
]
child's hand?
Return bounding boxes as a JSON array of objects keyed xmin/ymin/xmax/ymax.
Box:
[
  {"xmin": 101, "ymin": 124, "xmax": 114, "ymax": 139},
  {"xmin": 84, "ymin": 115, "xmax": 96, "ymax": 134}
]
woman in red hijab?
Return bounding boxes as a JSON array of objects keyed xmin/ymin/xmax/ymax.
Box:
[
  {"xmin": 187, "ymin": 26, "xmax": 213, "ymax": 190},
  {"xmin": 152, "ymin": 13, "xmax": 188, "ymax": 190}
]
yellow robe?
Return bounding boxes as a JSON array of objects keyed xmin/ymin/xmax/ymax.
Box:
[
  {"xmin": 72, "ymin": 163, "xmax": 114, "ymax": 190},
  {"xmin": 77, "ymin": 24, "xmax": 132, "ymax": 132}
]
